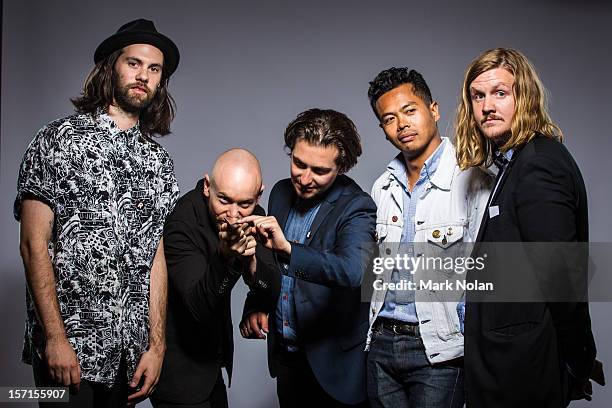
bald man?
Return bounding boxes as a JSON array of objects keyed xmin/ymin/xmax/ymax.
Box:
[{"xmin": 152, "ymin": 149, "xmax": 280, "ymax": 408}]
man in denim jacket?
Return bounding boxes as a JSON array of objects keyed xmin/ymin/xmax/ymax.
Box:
[{"xmin": 365, "ymin": 68, "xmax": 492, "ymax": 407}]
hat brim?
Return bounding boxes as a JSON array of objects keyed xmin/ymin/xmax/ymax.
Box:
[{"xmin": 94, "ymin": 31, "xmax": 180, "ymax": 77}]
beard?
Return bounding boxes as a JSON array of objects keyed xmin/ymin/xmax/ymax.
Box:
[
  {"xmin": 482, "ymin": 127, "xmax": 512, "ymax": 146},
  {"xmin": 114, "ymin": 80, "xmax": 156, "ymax": 114}
]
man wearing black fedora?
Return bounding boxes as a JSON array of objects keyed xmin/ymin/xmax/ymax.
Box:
[{"xmin": 15, "ymin": 19, "xmax": 180, "ymax": 407}]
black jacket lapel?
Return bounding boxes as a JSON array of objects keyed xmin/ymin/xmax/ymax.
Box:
[{"xmin": 475, "ymin": 153, "xmax": 518, "ymax": 243}]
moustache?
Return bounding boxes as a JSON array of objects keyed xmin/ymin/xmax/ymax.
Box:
[
  {"xmin": 398, "ymin": 130, "xmax": 417, "ymax": 138},
  {"xmin": 297, "ymin": 184, "xmax": 313, "ymax": 192},
  {"xmin": 482, "ymin": 115, "xmax": 503, "ymax": 124},
  {"xmin": 128, "ymin": 83, "xmax": 150, "ymax": 94}
]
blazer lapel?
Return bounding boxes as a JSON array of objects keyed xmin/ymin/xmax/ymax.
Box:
[
  {"xmin": 270, "ymin": 182, "xmax": 295, "ymax": 230},
  {"xmin": 475, "ymin": 154, "xmax": 518, "ymax": 242},
  {"xmin": 303, "ymin": 176, "xmax": 346, "ymax": 246},
  {"xmin": 276, "ymin": 201, "xmax": 292, "ymax": 231},
  {"xmin": 304, "ymin": 200, "xmax": 334, "ymax": 246}
]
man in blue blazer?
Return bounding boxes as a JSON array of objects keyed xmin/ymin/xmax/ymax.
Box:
[{"xmin": 240, "ymin": 108, "xmax": 376, "ymax": 407}]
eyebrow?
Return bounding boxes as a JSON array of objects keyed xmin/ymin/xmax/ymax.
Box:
[
  {"xmin": 380, "ymin": 102, "xmax": 417, "ymax": 118},
  {"xmin": 217, "ymin": 192, "xmax": 255, "ymax": 204},
  {"xmin": 217, "ymin": 192, "xmax": 233, "ymax": 200},
  {"xmin": 293, "ymin": 154, "xmax": 332, "ymax": 172},
  {"xmin": 470, "ymin": 81, "xmax": 511, "ymax": 91},
  {"xmin": 125, "ymin": 56, "xmax": 163, "ymax": 69}
]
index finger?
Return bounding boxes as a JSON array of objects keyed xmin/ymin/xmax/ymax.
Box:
[
  {"xmin": 239, "ymin": 222, "xmax": 254, "ymax": 235},
  {"xmin": 258, "ymin": 313, "xmax": 269, "ymax": 333},
  {"xmin": 250, "ymin": 314, "xmax": 266, "ymax": 339},
  {"xmin": 238, "ymin": 215, "xmax": 264, "ymax": 224},
  {"xmin": 128, "ymin": 375, "xmax": 153, "ymax": 402},
  {"xmin": 240, "ymin": 320, "xmax": 251, "ymax": 338},
  {"xmin": 70, "ymin": 364, "xmax": 81, "ymax": 389}
]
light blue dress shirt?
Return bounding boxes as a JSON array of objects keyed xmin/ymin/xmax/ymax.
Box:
[
  {"xmin": 275, "ymin": 200, "xmax": 321, "ymax": 351},
  {"xmin": 378, "ymin": 139, "xmax": 446, "ymax": 323}
]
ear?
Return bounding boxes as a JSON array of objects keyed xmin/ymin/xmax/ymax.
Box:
[
  {"xmin": 203, "ymin": 174, "xmax": 211, "ymax": 198},
  {"xmin": 430, "ymin": 101, "xmax": 440, "ymax": 122}
]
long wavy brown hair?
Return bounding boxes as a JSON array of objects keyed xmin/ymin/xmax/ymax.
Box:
[
  {"xmin": 454, "ymin": 48, "xmax": 563, "ymax": 170},
  {"xmin": 71, "ymin": 49, "xmax": 176, "ymax": 137}
]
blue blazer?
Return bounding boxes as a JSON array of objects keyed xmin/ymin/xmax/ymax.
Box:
[{"xmin": 244, "ymin": 174, "xmax": 376, "ymax": 404}]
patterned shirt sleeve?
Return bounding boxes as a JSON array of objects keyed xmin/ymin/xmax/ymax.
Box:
[
  {"xmin": 14, "ymin": 124, "xmax": 60, "ymax": 221},
  {"xmin": 157, "ymin": 150, "xmax": 180, "ymax": 225}
]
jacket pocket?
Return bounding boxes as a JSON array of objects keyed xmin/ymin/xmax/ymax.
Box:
[
  {"xmin": 490, "ymin": 320, "xmax": 541, "ymax": 337},
  {"xmin": 431, "ymin": 300, "xmax": 461, "ymax": 340},
  {"xmin": 423, "ymin": 223, "xmax": 465, "ymax": 249},
  {"xmin": 375, "ymin": 222, "xmax": 388, "ymax": 244}
]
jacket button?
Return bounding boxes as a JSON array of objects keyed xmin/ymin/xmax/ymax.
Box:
[
  {"xmin": 385, "ymin": 248, "xmax": 391, "ymax": 255},
  {"xmin": 392, "ymin": 215, "xmax": 398, "ymax": 222}
]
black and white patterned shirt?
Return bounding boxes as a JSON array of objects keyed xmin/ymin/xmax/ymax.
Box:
[{"xmin": 14, "ymin": 109, "xmax": 180, "ymax": 385}]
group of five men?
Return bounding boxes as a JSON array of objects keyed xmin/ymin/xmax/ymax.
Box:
[{"xmin": 15, "ymin": 18, "xmax": 600, "ymax": 408}]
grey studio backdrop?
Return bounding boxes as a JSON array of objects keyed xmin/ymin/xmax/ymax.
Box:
[{"xmin": 1, "ymin": 0, "xmax": 611, "ymax": 407}]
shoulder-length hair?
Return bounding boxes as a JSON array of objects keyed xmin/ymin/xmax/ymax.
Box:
[
  {"xmin": 454, "ymin": 48, "xmax": 562, "ymax": 170},
  {"xmin": 71, "ymin": 49, "xmax": 176, "ymax": 137}
]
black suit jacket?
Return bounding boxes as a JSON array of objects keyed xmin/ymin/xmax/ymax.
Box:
[
  {"xmin": 243, "ymin": 175, "xmax": 377, "ymax": 405},
  {"xmin": 153, "ymin": 179, "xmax": 279, "ymax": 404},
  {"xmin": 465, "ymin": 136, "xmax": 597, "ymax": 408}
]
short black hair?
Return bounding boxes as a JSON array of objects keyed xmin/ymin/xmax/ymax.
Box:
[
  {"xmin": 367, "ymin": 68, "xmax": 433, "ymax": 118},
  {"xmin": 284, "ymin": 108, "xmax": 362, "ymax": 174}
]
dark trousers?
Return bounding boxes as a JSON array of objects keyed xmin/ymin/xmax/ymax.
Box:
[
  {"xmin": 32, "ymin": 352, "xmax": 128, "ymax": 408},
  {"xmin": 275, "ymin": 349, "xmax": 368, "ymax": 408},
  {"xmin": 367, "ymin": 325, "xmax": 464, "ymax": 408},
  {"xmin": 150, "ymin": 371, "xmax": 228, "ymax": 408}
]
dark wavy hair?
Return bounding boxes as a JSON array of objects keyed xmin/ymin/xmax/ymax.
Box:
[
  {"xmin": 284, "ymin": 108, "xmax": 362, "ymax": 174},
  {"xmin": 367, "ymin": 67, "xmax": 433, "ymax": 118},
  {"xmin": 71, "ymin": 49, "xmax": 176, "ymax": 137}
]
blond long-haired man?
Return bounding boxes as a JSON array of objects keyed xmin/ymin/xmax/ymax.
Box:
[{"xmin": 455, "ymin": 48, "xmax": 599, "ymax": 407}]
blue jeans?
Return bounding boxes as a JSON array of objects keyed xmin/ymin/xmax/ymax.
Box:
[{"xmin": 367, "ymin": 325, "xmax": 464, "ymax": 408}]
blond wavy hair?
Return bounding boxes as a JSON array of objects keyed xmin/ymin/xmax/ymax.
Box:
[{"xmin": 454, "ymin": 48, "xmax": 563, "ymax": 170}]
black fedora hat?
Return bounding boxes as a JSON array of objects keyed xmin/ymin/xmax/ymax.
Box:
[{"xmin": 94, "ymin": 19, "xmax": 180, "ymax": 77}]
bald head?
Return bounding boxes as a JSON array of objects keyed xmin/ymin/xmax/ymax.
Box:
[
  {"xmin": 203, "ymin": 149, "xmax": 264, "ymax": 225},
  {"xmin": 210, "ymin": 148, "xmax": 262, "ymax": 191}
]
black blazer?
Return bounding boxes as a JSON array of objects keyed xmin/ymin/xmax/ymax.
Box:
[
  {"xmin": 153, "ymin": 179, "xmax": 279, "ymax": 404},
  {"xmin": 243, "ymin": 175, "xmax": 377, "ymax": 405},
  {"xmin": 465, "ymin": 136, "xmax": 596, "ymax": 408}
]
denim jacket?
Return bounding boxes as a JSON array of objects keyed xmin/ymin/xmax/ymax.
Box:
[{"xmin": 366, "ymin": 139, "xmax": 493, "ymax": 364}]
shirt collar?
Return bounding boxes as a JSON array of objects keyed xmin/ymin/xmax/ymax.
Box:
[
  {"xmin": 293, "ymin": 197, "xmax": 323, "ymax": 214},
  {"xmin": 386, "ymin": 137, "xmax": 448, "ymax": 191},
  {"xmin": 503, "ymin": 149, "xmax": 514, "ymax": 162},
  {"xmin": 493, "ymin": 148, "xmax": 514, "ymax": 171},
  {"xmin": 95, "ymin": 107, "xmax": 141, "ymax": 138}
]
